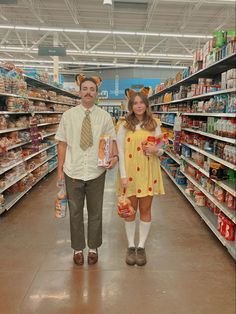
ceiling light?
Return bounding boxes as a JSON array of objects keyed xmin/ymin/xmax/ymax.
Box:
[
  {"xmin": 103, "ymin": 0, "xmax": 112, "ymax": 5},
  {"xmin": 0, "ymin": 25, "xmax": 213, "ymax": 39}
]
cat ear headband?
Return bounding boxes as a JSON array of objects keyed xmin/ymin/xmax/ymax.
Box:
[
  {"xmin": 75, "ymin": 73, "xmax": 102, "ymax": 87},
  {"xmin": 125, "ymin": 86, "xmax": 150, "ymax": 99}
]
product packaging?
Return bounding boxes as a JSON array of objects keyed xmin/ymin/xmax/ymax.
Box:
[
  {"xmin": 55, "ymin": 180, "xmax": 68, "ymax": 218},
  {"xmin": 97, "ymin": 135, "xmax": 113, "ymax": 167}
]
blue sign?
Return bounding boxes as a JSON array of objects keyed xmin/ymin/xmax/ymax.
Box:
[{"xmin": 99, "ymin": 77, "xmax": 161, "ymax": 99}]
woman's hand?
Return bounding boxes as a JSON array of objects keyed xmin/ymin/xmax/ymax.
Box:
[
  {"xmin": 143, "ymin": 143, "xmax": 159, "ymax": 155},
  {"xmin": 121, "ymin": 177, "xmax": 128, "ymax": 189}
]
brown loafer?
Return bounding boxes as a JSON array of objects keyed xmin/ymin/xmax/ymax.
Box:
[
  {"xmin": 88, "ymin": 249, "xmax": 98, "ymax": 265},
  {"xmin": 73, "ymin": 251, "xmax": 84, "ymax": 265}
]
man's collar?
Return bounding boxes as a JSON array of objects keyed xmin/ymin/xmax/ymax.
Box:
[{"xmin": 80, "ymin": 104, "xmax": 96, "ymax": 112}]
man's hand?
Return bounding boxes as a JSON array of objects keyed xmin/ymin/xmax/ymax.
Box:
[
  {"xmin": 106, "ymin": 156, "xmax": 118, "ymax": 169},
  {"xmin": 143, "ymin": 143, "xmax": 159, "ymax": 155},
  {"xmin": 57, "ymin": 170, "xmax": 65, "ymax": 182}
]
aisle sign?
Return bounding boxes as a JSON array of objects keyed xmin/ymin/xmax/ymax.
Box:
[{"xmin": 38, "ymin": 46, "xmax": 67, "ymax": 56}]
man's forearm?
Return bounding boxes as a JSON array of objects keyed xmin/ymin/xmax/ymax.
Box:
[{"xmin": 57, "ymin": 141, "xmax": 67, "ymax": 174}]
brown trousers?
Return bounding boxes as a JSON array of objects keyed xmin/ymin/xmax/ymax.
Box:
[{"xmin": 65, "ymin": 171, "xmax": 106, "ymax": 251}]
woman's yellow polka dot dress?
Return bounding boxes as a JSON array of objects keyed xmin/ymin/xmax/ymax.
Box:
[{"xmin": 119, "ymin": 127, "xmax": 165, "ymax": 198}]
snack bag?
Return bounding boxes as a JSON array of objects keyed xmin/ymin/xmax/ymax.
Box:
[
  {"xmin": 117, "ymin": 188, "xmax": 135, "ymax": 218},
  {"xmin": 98, "ymin": 135, "xmax": 113, "ymax": 167},
  {"xmin": 141, "ymin": 133, "xmax": 169, "ymax": 156},
  {"xmin": 55, "ymin": 180, "xmax": 68, "ymax": 218}
]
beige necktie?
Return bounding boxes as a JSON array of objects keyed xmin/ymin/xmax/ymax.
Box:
[{"xmin": 80, "ymin": 110, "xmax": 93, "ymax": 150}]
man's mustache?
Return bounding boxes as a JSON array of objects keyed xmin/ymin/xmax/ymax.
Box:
[{"xmin": 85, "ymin": 94, "xmax": 92, "ymax": 97}]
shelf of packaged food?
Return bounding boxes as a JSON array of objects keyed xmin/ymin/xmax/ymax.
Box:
[
  {"xmin": 0, "ymin": 122, "xmax": 59, "ymax": 134},
  {"xmin": 0, "ymin": 143, "xmax": 57, "ymax": 175},
  {"xmin": 155, "ymin": 111, "xmax": 178, "ymax": 114},
  {"xmin": 42, "ymin": 132, "xmax": 56, "ymax": 139},
  {"xmin": 182, "ymin": 142, "xmax": 236, "ymax": 170},
  {"xmin": 164, "ymin": 149, "xmax": 181, "ymax": 165},
  {"xmin": 0, "ymin": 153, "xmax": 57, "ymax": 194},
  {"xmin": 181, "ymin": 154, "xmax": 209, "ymax": 176},
  {"xmin": 3, "ymin": 164, "xmax": 57, "ymax": 212},
  {"xmin": 0, "ymin": 92, "xmax": 77, "ymax": 106},
  {"xmin": 150, "ymin": 88, "xmax": 236, "ymax": 106},
  {"xmin": 23, "ymin": 74, "xmax": 79, "ymax": 99},
  {"xmin": 181, "ymin": 112, "xmax": 236, "ymax": 117},
  {"xmin": 181, "ymin": 155, "xmax": 236, "ymax": 197},
  {"xmin": 0, "ymin": 111, "xmax": 64, "ymax": 115},
  {"xmin": 6, "ymin": 140, "xmax": 32, "ymax": 151},
  {"xmin": 181, "ymin": 170, "xmax": 236, "ymax": 224},
  {"xmin": 0, "ymin": 126, "xmax": 29, "ymax": 134},
  {"xmin": 161, "ymin": 122, "xmax": 174, "ymax": 127},
  {"xmin": 168, "ymin": 138, "xmax": 174, "ymax": 143},
  {"xmin": 149, "ymin": 53, "xmax": 236, "ymax": 100},
  {"xmin": 182, "ymin": 128, "xmax": 236, "ymax": 145},
  {"xmin": 154, "ymin": 111, "xmax": 236, "ymax": 117},
  {"xmin": 161, "ymin": 165, "xmax": 236, "ymax": 260}
]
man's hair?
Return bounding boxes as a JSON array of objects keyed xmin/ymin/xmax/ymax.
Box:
[{"xmin": 75, "ymin": 75, "xmax": 98, "ymax": 91}]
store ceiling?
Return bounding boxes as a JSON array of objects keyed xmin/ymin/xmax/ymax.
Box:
[{"xmin": 0, "ymin": 0, "xmax": 235, "ymax": 73}]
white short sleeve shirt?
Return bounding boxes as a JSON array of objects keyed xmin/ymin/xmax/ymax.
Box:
[{"xmin": 55, "ymin": 105, "xmax": 116, "ymax": 180}]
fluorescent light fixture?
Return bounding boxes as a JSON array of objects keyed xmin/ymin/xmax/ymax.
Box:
[
  {"xmin": 0, "ymin": 25, "xmax": 213, "ymax": 39},
  {"xmin": 0, "ymin": 58, "xmax": 187, "ymax": 69},
  {"xmin": 64, "ymin": 28, "xmax": 87, "ymax": 33},
  {"xmin": 15, "ymin": 26, "xmax": 39, "ymax": 30},
  {"xmin": 103, "ymin": 0, "xmax": 112, "ymax": 5},
  {"xmin": 39, "ymin": 27, "xmax": 64, "ymax": 32}
]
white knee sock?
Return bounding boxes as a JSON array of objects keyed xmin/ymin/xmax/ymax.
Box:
[
  {"xmin": 138, "ymin": 220, "xmax": 151, "ymax": 248},
  {"xmin": 125, "ymin": 220, "xmax": 136, "ymax": 248}
]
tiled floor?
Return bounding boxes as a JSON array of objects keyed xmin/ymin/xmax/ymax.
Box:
[{"xmin": 0, "ymin": 168, "xmax": 235, "ymax": 314}]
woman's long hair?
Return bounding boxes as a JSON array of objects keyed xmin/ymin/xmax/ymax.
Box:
[{"xmin": 124, "ymin": 92, "xmax": 157, "ymax": 132}]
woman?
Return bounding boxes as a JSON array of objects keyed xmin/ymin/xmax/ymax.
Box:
[{"xmin": 117, "ymin": 91, "xmax": 165, "ymax": 266}]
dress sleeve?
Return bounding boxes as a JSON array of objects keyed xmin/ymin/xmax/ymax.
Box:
[{"xmin": 117, "ymin": 124, "xmax": 127, "ymax": 178}]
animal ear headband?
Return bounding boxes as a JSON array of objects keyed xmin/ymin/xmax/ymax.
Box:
[
  {"xmin": 76, "ymin": 73, "xmax": 102, "ymax": 88},
  {"xmin": 125, "ymin": 86, "xmax": 150, "ymax": 99}
]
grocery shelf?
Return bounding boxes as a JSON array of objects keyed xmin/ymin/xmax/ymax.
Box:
[
  {"xmin": 0, "ymin": 111, "xmax": 64, "ymax": 115},
  {"xmin": 150, "ymin": 88, "xmax": 236, "ymax": 106},
  {"xmin": 161, "ymin": 165, "xmax": 236, "ymax": 260},
  {"xmin": 23, "ymin": 74, "xmax": 79, "ymax": 99},
  {"xmin": 3, "ymin": 164, "xmax": 57, "ymax": 212},
  {"xmin": 182, "ymin": 128, "xmax": 236, "ymax": 144},
  {"xmin": 181, "ymin": 112, "xmax": 236, "ymax": 117},
  {"xmin": 0, "ymin": 92, "xmax": 77, "ymax": 106},
  {"xmin": 0, "ymin": 122, "xmax": 59, "ymax": 134},
  {"xmin": 149, "ymin": 53, "xmax": 236, "ymax": 99},
  {"xmin": 182, "ymin": 170, "xmax": 236, "ymax": 223},
  {"xmin": 6, "ymin": 141, "xmax": 32, "ymax": 151},
  {"xmin": 164, "ymin": 149, "xmax": 181, "ymax": 165},
  {"xmin": 42, "ymin": 132, "xmax": 56, "ymax": 139},
  {"xmin": 182, "ymin": 142, "xmax": 236, "ymax": 170},
  {"xmin": 181, "ymin": 155, "xmax": 236, "ymax": 197},
  {"xmin": 161, "ymin": 122, "xmax": 174, "ymax": 126},
  {"xmin": 0, "ymin": 153, "xmax": 57, "ymax": 194}
]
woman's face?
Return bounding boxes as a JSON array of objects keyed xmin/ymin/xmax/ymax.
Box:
[{"xmin": 132, "ymin": 95, "xmax": 147, "ymax": 118}]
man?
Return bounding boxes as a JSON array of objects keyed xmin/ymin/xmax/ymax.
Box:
[{"xmin": 55, "ymin": 77, "xmax": 118, "ymax": 265}]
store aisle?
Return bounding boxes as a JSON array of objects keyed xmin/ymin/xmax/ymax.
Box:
[{"xmin": 0, "ymin": 168, "xmax": 235, "ymax": 314}]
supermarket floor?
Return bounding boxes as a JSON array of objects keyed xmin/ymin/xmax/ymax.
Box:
[{"xmin": 0, "ymin": 168, "xmax": 235, "ymax": 314}]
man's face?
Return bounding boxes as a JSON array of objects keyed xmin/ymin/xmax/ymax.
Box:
[{"xmin": 79, "ymin": 80, "xmax": 98, "ymax": 106}]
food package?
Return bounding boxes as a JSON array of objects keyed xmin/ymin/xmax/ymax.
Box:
[
  {"xmin": 97, "ymin": 135, "xmax": 113, "ymax": 167},
  {"xmin": 117, "ymin": 189, "xmax": 135, "ymax": 218},
  {"xmin": 55, "ymin": 181, "xmax": 68, "ymax": 218}
]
